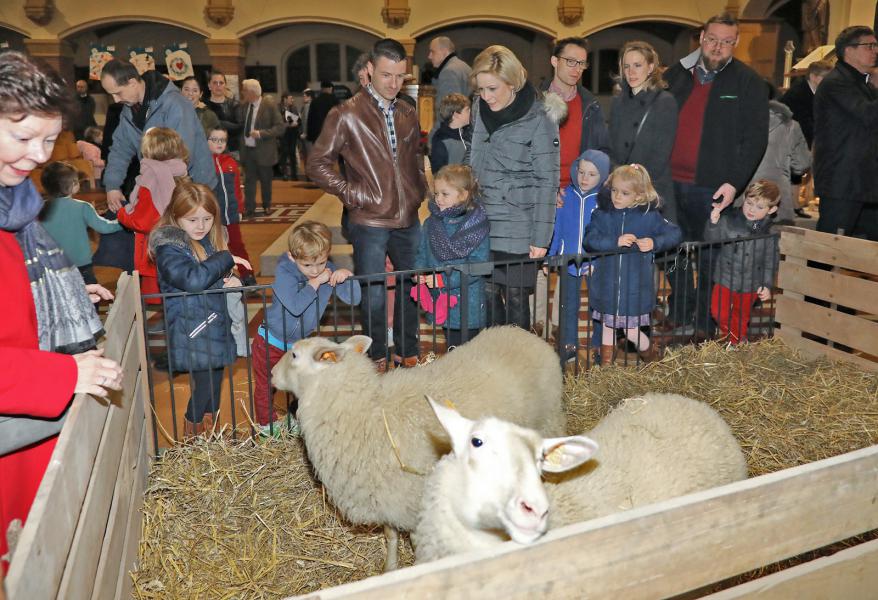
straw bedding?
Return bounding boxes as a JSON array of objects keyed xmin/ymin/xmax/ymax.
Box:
[{"xmin": 133, "ymin": 338, "xmax": 877, "ymax": 598}]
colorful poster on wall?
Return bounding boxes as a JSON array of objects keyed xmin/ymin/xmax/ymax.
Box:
[
  {"xmin": 164, "ymin": 43, "xmax": 194, "ymax": 81},
  {"xmin": 128, "ymin": 46, "xmax": 155, "ymax": 74},
  {"xmin": 89, "ymin": 44, "xmax": 115, "ymax": 80}
]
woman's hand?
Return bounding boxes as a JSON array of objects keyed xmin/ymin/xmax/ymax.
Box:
[
  {"xmin": 529, "ymin": 246, "xmax": 547, "ymax": 259},
  {"xmin": 232, "ymin": 256, "xmax": 252, "ymax": 271},
  {"xmin": 85, "ymin": 284, "xmax": 114, "ymax": 303},
  {"xmin": 618, "ymin": 234, "xmax": 637, "ymax": 247},
  {"xmin": 73, "ymin": 348, "xmax": 123, "ymax": 398},
  {"xmin": 635, "ymin": 237, "xmax": 654, "ymax": 252}
]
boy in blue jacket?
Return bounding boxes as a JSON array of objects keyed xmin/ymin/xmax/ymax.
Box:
[
  {"xmin": 548, "ymin": 149, "xmax": 610, "ymax": 362},
  {"xmin": 251, "ymin": 221, "xmax": 361, "ymax": 435}
]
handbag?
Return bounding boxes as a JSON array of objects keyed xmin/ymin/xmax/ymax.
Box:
[{"xmin": 0, "ymin": 401, "xmax": 71, "ymax": 456}]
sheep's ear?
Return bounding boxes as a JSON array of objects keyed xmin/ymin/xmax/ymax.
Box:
[
  {"xmin": 342, "ymin": 335, "xmax": 372, "ymax": 355},
  {"xmin": 426, "ymin": 395, "xmax": 473, "ymax": 456},
  {"xmin": 539, "ymin": 435, "xmax": 599, "ymax": 474}
]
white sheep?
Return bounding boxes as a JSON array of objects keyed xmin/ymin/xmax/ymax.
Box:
[
  {"xmin": 412, "ymin": 392, "xmax": 748, "ymax": 563},
  {"xmin": 269, "ymin": 325, "xmax": 566, "ymax": 570}
]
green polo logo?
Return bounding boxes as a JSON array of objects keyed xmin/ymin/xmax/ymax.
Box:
[{"xmin": 720, "ymin": 95, "xmax": 738, "ymax": 99}]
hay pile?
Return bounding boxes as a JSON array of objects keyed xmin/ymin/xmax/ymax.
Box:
[
  {"xmin": 565, "ymin": 338, "xmax": 878, "ymax": 476},
  {"xmin": 134, "ymin": 339, "xmax": 877, "ymax": 598},
  {"xmin": 132, "ymin": 437, "xmax": 414, "ymax": 599}
]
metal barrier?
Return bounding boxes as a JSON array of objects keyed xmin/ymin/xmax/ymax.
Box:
[{"xmin": 141, "ymin": 232, "xmax": 779, "ymax": 449}]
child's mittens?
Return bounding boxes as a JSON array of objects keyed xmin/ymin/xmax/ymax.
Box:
[
  {"xmin": 433, "ymin": 293, "xmax": 458, "ymax": 325},
  {"xmin": 411, "ymin": 283, "xmax": 434, "ymax": 313}
]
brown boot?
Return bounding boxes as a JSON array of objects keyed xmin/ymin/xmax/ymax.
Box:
[
  {"xmin": 202, "ymin": 412, "xmax": 216, "ymax": 436},
  {"xmin": 638, "ymin": 343, "xmax": 660, "ymax": 364},
  {"xmin": 599, "ymin": 345, "xmax": 615, "ymax": 366},
  {"xmin": 183, "ymin": 419, "xmax": 200, "ymax": 440}
]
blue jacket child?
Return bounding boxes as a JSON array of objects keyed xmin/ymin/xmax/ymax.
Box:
[
  {"xmin": 548, "ymin": 149, "xmax": 609, "ymax": 357},
  {"xmin": 415, "ymin": 196, "xmax": 491, "ymax": 346}
]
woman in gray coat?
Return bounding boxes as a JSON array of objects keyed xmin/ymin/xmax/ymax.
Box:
[
  {"xmin": 468, "ymin": 45, "xmax": 563, "ymax": 329},
  {"xmin": 609, "ymin": 41, "xmax": 678, "ymax": 222}
]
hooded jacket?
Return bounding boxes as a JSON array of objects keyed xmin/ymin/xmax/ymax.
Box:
[
  {"xmin": 585, "ymin": 197, "xmax": 682, "ymax": 317},
  {"xmin": 469, "ymin": 85, "xmax": 566, "ymax": 254},
  {"xmin": 212, "ymin": 153, "xmax": 242, "ymax": 225},
  {"xmin": 430, "ymin": 122, "xmax": 471, "ymax": 173},
  {"xmin": 150, "ymin": 225, "xmax": 236, "ymax": 372},
  {"xmin": 549, "ymin": 149, "xmax": 610, "ymax": 275},
  {"xmin": 539, "ymin": 80, "xmax": 611, "ymax": 158},
  {"xmin": 704, "ymin": 208, "xmax": 778, "ymax": 292}
]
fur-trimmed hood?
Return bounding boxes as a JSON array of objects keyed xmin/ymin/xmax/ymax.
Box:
[
  {"xmin": 541, "ymin": 91, "xmax": 568, "ymax": 124},
  {"xmin": 148, "ymin": 224, "xmax": 191, "ymax": 255}
]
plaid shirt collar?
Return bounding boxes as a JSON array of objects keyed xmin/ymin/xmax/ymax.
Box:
[{"xmin": 365, "ymin": 84, "xmax": 398, "ymax": 158}]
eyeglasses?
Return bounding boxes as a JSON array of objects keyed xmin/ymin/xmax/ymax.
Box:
[
  {"xmin": 851, "ymin": 42, "xmax": 878, "ymax": 50},
  {"xmin": 557, "ymin": 56, "xmax": 588, "ymax": 69},
  {"xmin": 208, "ymin": 137, "xmax": 228, "ymax": 143},
  {"xmin": 703, "ymin": 35, "xmax": 737, "ymax": 48}
]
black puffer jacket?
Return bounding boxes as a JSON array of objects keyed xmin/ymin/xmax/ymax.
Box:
[{"xmin": 150, "ymin": 226, "xmax": 236, "ymax": 372}]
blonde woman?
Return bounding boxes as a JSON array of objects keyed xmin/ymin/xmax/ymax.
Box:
[
  {"xmin": 609, "ymin": 41, "xmax": 678, "ymax": 222},
  {"xmin": 468, "ymin": 45, "xmax": 565, "ymax": 329}
]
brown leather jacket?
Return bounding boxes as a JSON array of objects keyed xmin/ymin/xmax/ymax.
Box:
[{"xmin": 307, "ymin": 90, "xmax": 426, "ymax": 228}]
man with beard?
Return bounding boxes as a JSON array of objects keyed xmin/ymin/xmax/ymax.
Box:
[{"xmin": 661, "ymin": 13, "xmax": 768, "ymax": 338}]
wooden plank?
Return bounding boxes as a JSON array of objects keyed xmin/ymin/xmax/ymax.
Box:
[
  {"xmin": 128, "ymin": 273, "xmax": 155, "ymax": 458},
  {"xmin": 56, "ymin": 329, "xmax": 139, "ymax": 600},
  {"xmin": 779, "ymin": 228, "xmax": 878, "ymax": 276},
  {"xmin": 5, "ymin": 275, "xmax": 139, "ymax": 599},
  {"xmin": 114, "ymin": 422, "xmax": 148, "ymax": 600},
  {"xmin": 295, "ymin": 445, "xmax": 878, "ymax": 600},
  {"xmin": 774, "ymin": 295, "xmax": 878, "ymax": 357},
  {"xmin": 776, "ymin": 329, "xmax": 878, "ymax": 372},
  {"xmin": 705, "ymin": 538, "xmax": 878, "ymax": 599},
  {"xmin": 90, "ymin": 373, "xmax": 146, "ymax": 600},
  {"xmin": 777, "ymin": 261, "xmax": 878, "ymax": 316}
]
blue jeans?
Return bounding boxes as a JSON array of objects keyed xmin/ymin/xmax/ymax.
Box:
[
  {"xmin": 348, "ymin": 222, "xmax": 420, "ymax": 361},
  {"xmin": 666, "ymin": 182, "xmax": 717, "ymax": 333}
]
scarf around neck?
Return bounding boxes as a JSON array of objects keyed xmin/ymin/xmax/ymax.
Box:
[
  {"xmin": 0, "ymin": 179, "xmax": 103, "ymax": 354},
  {"xmin": 127, "ymin": 158, "xmax": 188, "ymax": 215},
  {"xmin": 478, "ymin": 82, "xmax": 536, "ymax": 135},
  {"xmin": 427, "ymin": 200, "xmax": 489, "ymax": 262}
]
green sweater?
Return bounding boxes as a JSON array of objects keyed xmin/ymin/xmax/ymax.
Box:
[{"xmin": 41, "ymin": 196, "xmax": 123, "ymax": 266}]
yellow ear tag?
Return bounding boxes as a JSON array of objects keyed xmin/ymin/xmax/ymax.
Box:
[
  {"xmin": 543, "ymin": 445, "xmax": 565, "ymax": 468},
  {"xmin": 442, "ymin": 399, "xmax": 458, "ymax": 411},
  {"xmin": 319, "ymin": 350, "xmax": 338, "ymax": 362}
]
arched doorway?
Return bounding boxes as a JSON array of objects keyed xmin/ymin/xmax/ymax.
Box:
[
  {"xmin": 0, "ymin": 26, "xmax": 28, "ymax": 52},
  {"xmin": 242, "ymin": 23, "xmax": 379, "ymax": 94}
]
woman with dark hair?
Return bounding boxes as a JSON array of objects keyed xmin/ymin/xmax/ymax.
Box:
[
  {"xmin": 468, "ymin": 45, "xmax": 564, "ymax": 330},
  {"xmin": 609, "ymin": 41, "xmax": 679, "ymax": 222},
  {"xmin": 0, "ymin": 51, "xmax": 123, "ymax": 574}
]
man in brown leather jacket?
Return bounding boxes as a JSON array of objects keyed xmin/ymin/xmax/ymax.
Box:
[{"xmin": 308, "ymin": 38, "xmax": 426, "ymax": 369}]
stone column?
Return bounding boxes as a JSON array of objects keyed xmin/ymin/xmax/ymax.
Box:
[
  {"xmin": 205, "ymin": 38, "xmax": 246, "ymax": 88},
  {"xmin": 24, "ymin": 38, "xmax": 75, "ymax": 85}
]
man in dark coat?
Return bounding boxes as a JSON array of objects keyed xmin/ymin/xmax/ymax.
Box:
[
  {"xmin": 72, "ymin": 79, "xmax": 97, "ymax": 140},
  {"xmin": 662, "ymin": 12, "xmax": 768, "ymax": 336},
  {"xmin": 306, "ymin": 80, "xmax": 339, "ymax": 143},
  {"xmin": 813, "ymin": 26, "xmax": 878, "ymax": 240},
  {"xmin": 781, "ymin": 60, "xmax": 832, "ymax": 147}
]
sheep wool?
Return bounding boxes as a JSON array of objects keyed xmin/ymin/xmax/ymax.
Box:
[{"xmin": 270, "ymin": 326, "xmax": 566, "ymax": 535}]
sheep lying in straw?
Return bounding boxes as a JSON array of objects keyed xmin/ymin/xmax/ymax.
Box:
[
  {"xmin": 270, "ymin": 325, "xmax": 566, "ymax": 571},
  {"xmin": 413, "ymin": 392, "xmax": 748, "ymax": 562}
]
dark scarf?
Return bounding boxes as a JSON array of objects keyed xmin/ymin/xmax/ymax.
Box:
[
  {"xmin": 427, "ymin": 201, "xmax": 489, "ymax": 262},
  {"xmin": 478, "ymin": 82, "xmax": 536, "ymax": 136},
  {"xmin": 0, "ymin": 180, "xmax": 103, "ymax": 354},
  {"xmin": 132, "ymin": 70, "xmax": 170, "ymax": 131}
]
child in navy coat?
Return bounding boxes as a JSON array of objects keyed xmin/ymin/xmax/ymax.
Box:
[
  {"xmin": 548, "ymin": 149, "xmax": 609, "ymax": 361},
  {"xmin": 585, "ymin": 164, "xmax": 681, "ymax": 365}
]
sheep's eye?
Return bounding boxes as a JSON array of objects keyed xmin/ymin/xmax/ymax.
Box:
[
  {"xmin": 471, "ymin": 437, "xmax": 483, "ymax": 448},
  {"xmin": 291, "ymin": 352, "xmax": 297, "ymax": 360}
]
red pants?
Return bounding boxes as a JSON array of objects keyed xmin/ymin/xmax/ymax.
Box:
[
  {"xmin": 250, "ymin": 333, "xmax": 288, "ymax": 425},
  {"xmin": 710, "ymin": 284, "xmax": 758, "ymax": 344},
  {"xmin": 227, "ymin": 223, "xmax": 253, "ymax": 279}
]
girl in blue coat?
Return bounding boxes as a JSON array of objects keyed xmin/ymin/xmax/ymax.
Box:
[
  {"xmin": 149, "ymin": 181, "xmax": 252, "ymax": 437},
  {"xmin": 585, "ymin": 164, "xmax": 681, "ymax": 365},
  {"xmin": 414, "ymin": 164, "xmax": 491, "ymax": 348},
  {"xmin": 548, "ymin": 149, "xmax": 609, "ymax": 361}
]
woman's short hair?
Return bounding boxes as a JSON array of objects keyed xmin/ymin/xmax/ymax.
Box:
[
  {"xmin": 470, "ymin": 45, "xmax": 527, "ymax": 92},
  {"xmin": 439, "ymin": 93, "xmax": 470, "ymax": 122},
  {"xmin": 617, "ymin": 41, "xmax": 668, "ymax": 91},
  {"xmin": 0, "ymin": 51, "xmax": 75, "ymax": 120}
]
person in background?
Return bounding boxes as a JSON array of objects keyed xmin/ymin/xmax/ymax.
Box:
[
  {"xmin": 0, "ymin": 51, "xmax": 122, "ymax": 576},
  {"xmin": 180, "ymin": 76, "xmax": 219, "ymax": 137},
  {"xmin": 77, "ymin": 126, "xmax": 105, "ymax": 181},
  {"xmin": 427, "ymin": 36, "xmax": 472, "ymax": 137},
  {"xmin": 278, "ymin": 93, "xmax": 301, "ymax": 181},
  {"xmin": 352, "ymin": 53, "xmax": 371, "ymax": 91},
  {"xmin": 429, "ymin": 93, "xmax": 471, "ymax": 173},
  {"xmin": 298, "ymin": 89, "xmax": 314, "ymax": 175},
  {"xmin": 149, "ymin": 182, "xmax": 251, "ymax": 438},
  {"xmin": 207, "ymin": 126, "xmax": 256, "ymax": 286},
  {"xmin": 205, "ymin": 70, "xmax": 241, "ymax": 156},
  {"xmin": 72, "ymin": 79, "xmax": 96, "ymax": 141},
  {"xmin": 39, "ymin": 161, "xmax": 123, "ymax": 285},
  {"xmin": 251, "ymin": 221, "xmax": 360, "ymax": 436},
  {"xmin": 237, "ymin": 78, "xmax": 285, "ymax": 217},
  {"xmin": 781, "ymin": 60, "xmax": 832, "ymax": 149},
  {"xmin": 306, "ymin": 80, "xmax": 339, "ymax": 146}
]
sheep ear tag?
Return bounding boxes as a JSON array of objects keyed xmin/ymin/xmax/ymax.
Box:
[
  {"xmin": 315, "ymin": 350, "xmax": 339, "ymax": 363},
  {"xmin": 540, "ymin": 435, "xmax": 599, "ymax": 474}
]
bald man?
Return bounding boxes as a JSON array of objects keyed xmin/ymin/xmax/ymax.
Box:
[{"xmin": 427, "ymin": 36, "xmax": 472, "ymax": 132}]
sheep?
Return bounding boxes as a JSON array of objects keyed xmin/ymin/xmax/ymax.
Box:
[
  {"xmin": 412, "ymin": 392, "xmax": 748, "ymax": 563},
  {"xmin": 269, "ymin": 325, "xmax": 566, "ymax": 570}
]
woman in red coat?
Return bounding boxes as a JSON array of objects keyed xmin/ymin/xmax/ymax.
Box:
[{"xmin": 0, "ymin": 52, "xmax": 123, "ymax": 575}]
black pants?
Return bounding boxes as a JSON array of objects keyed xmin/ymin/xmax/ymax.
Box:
[
  {"xmin": 241, "ymin": 150, "xmax": 274, "ymax": 213},
  {"xmin": 185, "ymin": 367, "xmax": 225, "ymax": 423},
  {"xmin": 817, "ymin": 198, "xmax": 878, "ymax": 241},
  {"xmin": 446, "ymin": 328, "xmax": 481, "ymax": 348},
  {"xmin": 489, "ymin": 251, "xmax": 537, "ymax": 330},
  {"xmin": 278, "ymin": 128, "xmax": 299, "ymax": 179}
]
